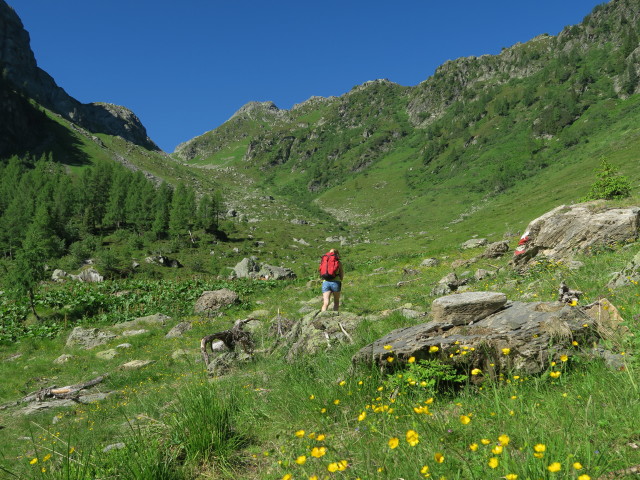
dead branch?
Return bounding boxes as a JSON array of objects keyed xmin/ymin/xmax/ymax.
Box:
[
  {"xmin": 201, "ymin": 319, "xmax": 255, "ymax": 365},
  {"xmin": 338, "ymin": 322, "xmax": 353, "ymax": 344},
  {"xmin": 20, "ymin": 374, "xmax": 108, "ymax": 403}
]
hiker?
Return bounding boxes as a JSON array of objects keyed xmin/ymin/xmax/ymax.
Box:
[{"xmin": 319, "ymin": 248, "xmax": 344, "ymax": 312}]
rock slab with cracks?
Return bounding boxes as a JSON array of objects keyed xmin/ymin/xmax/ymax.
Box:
[{"xmin": 353, "ymin": 292, "xmax": 627, "ymax": 375}]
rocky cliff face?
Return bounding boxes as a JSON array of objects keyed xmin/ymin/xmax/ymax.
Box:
[{"xmin": 0, "ymin": 0, "xmax": 158, "ymax": 151}]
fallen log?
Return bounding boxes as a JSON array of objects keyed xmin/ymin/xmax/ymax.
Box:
[{"xmin": 20, "ymin": 374, "xmax": 108, "ymax": 403}]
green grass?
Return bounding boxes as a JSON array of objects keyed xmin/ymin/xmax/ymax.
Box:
[{"xmin": 1, "ymin": 230, "xmax": 639, "ymax": 479}]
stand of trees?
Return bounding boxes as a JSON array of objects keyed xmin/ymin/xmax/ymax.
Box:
[{"xmin": 0, "ymin": 157, "xmax": 224, "ymax": 261}]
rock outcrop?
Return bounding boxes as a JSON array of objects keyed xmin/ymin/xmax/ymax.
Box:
[
  {"xmin": 353, "ymin": 292, "xmax": 627, "ymax": 375},
  {"xmin": 232, "ymin": 257, "xmax": 296, "ymax": 280},
  {"xmin": 194, "ymin": 289, "xmax": 239, "ymax": 314},
  {"xmin": 512, "ymin": 203, "xmax": 640, "ymax": 267},
  {"xmin": 283, "ymin": 311, "xmax": 367, "ymax": 362},
  {"xmin": 65, "ymin": 327, "xmax": 116, "ymax": 350}
]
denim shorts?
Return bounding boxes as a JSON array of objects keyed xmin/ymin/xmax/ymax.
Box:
[{"xmin": 322, "ymin": 280, "xmax": 342, "ymax": 293}]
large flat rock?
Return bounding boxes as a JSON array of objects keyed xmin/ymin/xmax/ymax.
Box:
[{"xmin": 431, "ymin": 292, "xmax": 507, "ymax": 326}]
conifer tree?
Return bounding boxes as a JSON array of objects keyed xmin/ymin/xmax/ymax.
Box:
[
  {"xmin": 169, "ymin": 183, "xmax": 195, "ymax": 237},
  {"xmin": 152, "ymin": 182, "xmax": 173, "ymax": 238},
  {"xmin": 8, "ymin": 204, "xmax": 63, "ymax": 319}
]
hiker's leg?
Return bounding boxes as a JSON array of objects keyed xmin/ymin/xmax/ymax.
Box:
[
  {"xmin": 332, "ymin": 291, "xmax": 341, "ymax": 311},
  {"xmin": 321, "ymin": 291, "xmax": 332, "ymax": 311}
]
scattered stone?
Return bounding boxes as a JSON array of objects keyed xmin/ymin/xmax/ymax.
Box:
[
  {"xmin": 144, "ymin": 255, "xmax": 182, "ymax": 268},
  {"xmin": 232, "ymin": 257, "xmax": 260, "ymax": 278},
  {"xmin": 421, "ymin": 258, "xmax": 439, "ymax": 267},
  {"xmin": 121, "ymin": 329, "xmax": 148, "ymax": 337},
  {"xmin": 51, "ymin": 267, "xmax": 103, "ymax": 283},
  {"xmin": 116, "ymin": 343, "xmax": 132, "ymax": 349},
  {"xmin": 171, "ymin": 349, "xmax": 191, "ymax": 360},
  {"xmin": 558, "ymin": 282, "xmax": 583, "ymax": 304},
  {"xmin": 96, "ymin": 349, "xmax": 118, "ymax": 360},
  {"xmin": 451, "ymin": 259, "xmax": 470, "ymax": 269},
  {"xmin": 51, "ymin": 269, "xmax": 68, "ymax": 282},
  {"xmin": 120, "ymin": 360, "xmax": 154, "ymax": 370},
  {"xmin": 431, "ymin": 292, "xmax": 507, "ymax": 326},
  {"xmin": 293, "ymin": 238, "xmax": 310, "ymax": 246},
  {"xmin": 4, "ymin": 353, "xmax": 22, "ymax": 362},
  {"xmin": 103, "ymin": 443, "xmax": 126, "ymax": 453},
  {"xmin": 76, "ymin": 268, "xmax": 104, "ymax": 283},
  {"xmin": 608, "ymin": 250, "xmax": 640, "ymax": 289},
  {"xmin": 207, "ymin": 351, "xmax": 252, "ymax": 377},
  {"xmin": 474, "ymin": 269, "xmax": 495, "ymax": 281},
  {"xmin": 165, "ymin": 322, "xmax": 193, "ymax": 338},
  {"xmin": 66, "ymin": 327, "xmax": 116, "ymax": 350},
  {"xmin": 461, "ymin": 238, "xmax": 487, "ymax": 250},
  {"xmin": 291, "ymin": 219, "xmax": 308, "ymax": 225},
  {"xmin": 53, "ymin": 354, "xmax": 74, "ymax": 364},
  {"xmin": 481, "ymin": 240, "xmax": 510, "ymax": 259},
  {"xmin": 400, "ymin": 308, "xmax": 426, "ymax": 320},
  {"xmin": 112, "ymin": 313, "xmax": 171, "ymax": 330},
  {"xmin": 194, "ymin": 289, "xmax": 239, "ymax": 314}
]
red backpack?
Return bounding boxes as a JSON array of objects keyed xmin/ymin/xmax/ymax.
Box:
[{"xmin": 319, "ymin": 252, "xmax": 340, "ymax": 280}]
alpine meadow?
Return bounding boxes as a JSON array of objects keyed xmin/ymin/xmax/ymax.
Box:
[{"xmin": 1, "ymin": 1, "xmax": 640, "ymax": 480}]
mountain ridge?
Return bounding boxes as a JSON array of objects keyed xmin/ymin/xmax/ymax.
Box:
[{"xmin": 0, "ymin": 0, "xmax": 158, "ymax": 151}]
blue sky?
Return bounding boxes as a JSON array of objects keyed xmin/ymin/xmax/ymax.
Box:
[{"xmin": 10, "ymin": 1, "xmax": 606, "ymax": 152}]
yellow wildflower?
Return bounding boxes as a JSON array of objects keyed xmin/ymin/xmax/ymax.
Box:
[
  {"xmin": 505, "ymin": 474, "xmax": 518, "ymax": 480},
  {"xmin": 337, "ymin": 460, "xmax": 348, "ymax": 471},
  {"xmin": 547, "ymin": 462, "xmax": 561, "ymax": 472},
  {"xmin": 334, "ymin": 399, "xmax": 340, "ymax": 405},
  {"xmin": 573, "ymin": 462, "xmax": 583, "ymax": 470},
  {"xmin": 488, "ymin": 457, "xmax": 499, "ymax": 469},
  {"xmin": 339, "ymin": 380, "xmax": 346, "ymax": 386},
  {"xmin": 492, "ymin": 445, "xmax": 503, "ymax": 454},
  {"xmin": 358, "ymin": 411, "xmax": 366, "ymax": 421},
  {"xmin": 387, "ymin": 356, "xmax": 394, "ymax": 363},
  {"xmin": 316, "ymin": 434, "xmax": 326, "ymax": 441},
  {"xmin": 534, "ymin": 443, "xmax": 546, "ymax": 453},
  {"xmin": 406, "ymin": 429, "xmax": 420, "ymax": 446},
  {"xmin": 459, "ymin": 415, "xmax": 471, "ymax": 425},
  {"xmin": 311, "ymin": 446, "xmax": 327, "ymax": 458},
  {"xmin": 471, "ymin": 368, "xmax": 482, "ymax": 375},
  {"xmin": 420, "ymin": 465, "xmax": 429, "ymax": 474},
  {"xmin": 295, "ymin": 429, "xmax": 305, "ymax": 438},
  {"xmin": 282, "ymin": 475, "xmax": 292, "ymax": 480},
  {"xmin": 550, "ymin": 371, "xmax": 561, "ymax": 379},
  {"xmin": 560, "ymin": 355, "xmax": 568, "ymax": 362},
  {"xmin": 388, "ymin": 437, "xmax": 399, "ymax": 449},
  {"xmin": 578, "ymin": 475, "xmax": 591, "ymax": 480},
  {"xmin": 30, "ymin": 458, "xmax": 38, "ymax": 465},
  {"xmin": 408, "ymin": 356, "xmax": 416, "ymax": 363},
  {"xmin": 434, "ymin": 452, "xmax": 444, "ymax": 463},
  {"xmin": 481, "ymin": 438, "xmax": 491, "ymax": 445},
  {"xmin": 328, "ymin": 462, "xmax": 339, "ymax": 472},
  {"xmin": 429, "ymin": 346, "xmax": 439, "ymax": 353},
  {"xmin": 498, "ymin": 434, "xmax": 510, "ymax": 446},
  {"xmin": 384, "ymin": 345, "xmax": 393, "ymax": 350},
  {"xmin": 295, "ymin": 455, "xmax": 306, "ymax": 465},
  {"xmin": 502, "ymin": 348, "xmax": 511, "ymax": 355},
  {"xmin": 469, "ymin": 443, "xmax": 478, "ymax": 451}
]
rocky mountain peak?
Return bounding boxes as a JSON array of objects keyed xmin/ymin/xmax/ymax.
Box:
[
  {"xmin": 228, "ymin": 101, "xmax": 282, "ymax": 122},
  {"xmin": 0, "ymin": 0, "xmax": 158, "ymax": 150}
]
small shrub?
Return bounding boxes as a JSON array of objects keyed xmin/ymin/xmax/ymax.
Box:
[{"xmin": 583, "ymin": 159, "xmax": 632, "ymax": 200}]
